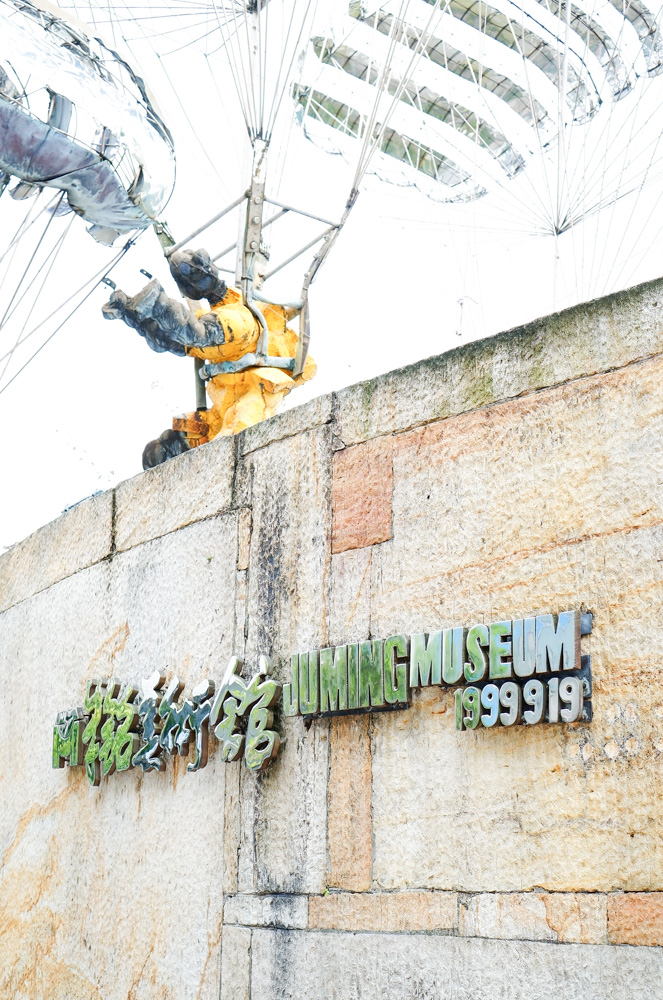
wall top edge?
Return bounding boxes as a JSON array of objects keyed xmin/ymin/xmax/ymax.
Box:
[{"xmin": 2, "ymin": 273, "xmax": 663, "ymax": 611}]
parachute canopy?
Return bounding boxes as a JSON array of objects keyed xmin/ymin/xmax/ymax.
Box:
[
  {"xmin": 294, "ymin": 0, "xmax": 663, "ymax": 208},
  {"xmin": 0, "ymin": 0, "xmax": 175, "ymax": 240}
]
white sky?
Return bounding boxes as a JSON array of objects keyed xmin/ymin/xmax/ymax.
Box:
[{"xmin": 2, "ymin": 0, "xmax": 663, "ymax": 551}]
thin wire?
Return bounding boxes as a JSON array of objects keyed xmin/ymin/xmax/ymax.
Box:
[
  {"xmin": 266, "ymin": 0, "xmax": 320, "ymax": 139},
  {"xmin": 214, "ymin": 0, "xmax": 254, "ymax": 134},
  {"xmin": 499, "ymin": 7, "xmax": 559, "ymax": 235},
  {"xmin": 0, "ymin": 191, "xmax": 61, "ymax": 269},
  {"xmin": 242, "ymin": 0, "xmax": 260, "ymax": 135},
  {"xmin": 588, "ymin": 93, "xmax": 649, "ymax": 289},
  {"xmin": 0, "ymin": 219, "xmax": 74, "ymax": 381},
  {"xmin": 0, "ymin": 214, "xmax": 74, "ymax": 337},
  {"xmin": 0, "ymin": 242, "xmax": 134, "ymax": 397},
  {"xmin": 354, "ymin": 0, "xmax": 409, "ymax": 183},
  {"xmin": 258, "ymin": 0, "xmax": 271, "ymax": 135},
  {"xmin": 257, "ymin": 0, "xmax": 266, "ymax": 136},
  {"xmin": 111, "ymin": 0, "xmax": 230, "ymax": 194},
  {"xmin": 264, "ymin": 0, "xmax": 304, "ymax": 137},
  {"xmin": 0, "ymin": 193, "xmax": 64, "ymax": 336},
  {"xmin": 353, "ymin": 0, "xmax": 451, "ymax": 190},
  {"xmin": 0, "ymin": 239, "xmax": 136, "ymax": 367},
  {"xmin": 126, "ymin": 16, "xmax": 219, "ymax": 45},
  {"xmin": 599, "ymin": 107, "xmax": 663, "ymax": 294}
]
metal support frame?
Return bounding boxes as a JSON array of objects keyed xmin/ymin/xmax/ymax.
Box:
[
  {"xmin": 156, "ymin": 115, "xmax": 359, "ymax": 381},
  {"xmin": 211, "ymin": 207, "xmax": 288, "ymax": 263},
  {"xmin": 164, "ymin": 192, "xmax": 247, "ymax": 257},
  {"xmin": 200, "ymin": 354, "xmax": 295, "ymax": 379},
  {"xmin": 263, "ymin": 195, "xmax": 338, "ymax": 227},
  {"xmin": 264, "ymin": 226, "xmax": 337, "ymax": 281}
]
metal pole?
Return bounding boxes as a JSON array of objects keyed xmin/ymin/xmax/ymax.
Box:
[
  {"xmin": 263, "ymin": 196, "xmax": 339, "ymax": 228},
  {"xmin": 263, "ymin": 226, "xmax": 337, "ymax": 280},
  {"xmin": 193, "ymin": 357, "xmax": 207, "ymax": 409},
  {"xmin": 239, "ymin": 140, "xmax": 268, "ymax": 298},
  {"xmin": 211, "ymin": 207, "xmax": 288, "ymax": 262},
  {"xmin": 183, "ymin": 297, "xmax": 208, "ymax": 410},
  {"xmin": 164, "ymin": 192, "xmax": 248, "ymax": 257}
]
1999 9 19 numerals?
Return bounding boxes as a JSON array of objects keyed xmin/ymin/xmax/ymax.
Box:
[{"xmin": 454, "ymin": 677, "xmax": 584, "ymax": 730}]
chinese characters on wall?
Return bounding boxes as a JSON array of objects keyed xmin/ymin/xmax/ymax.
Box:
[{"xmin": 53, "ymin": 655, "xmax": 281, "ymax": 786}]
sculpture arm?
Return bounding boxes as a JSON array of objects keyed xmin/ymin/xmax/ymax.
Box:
[{"xmin": 102, "ymin": 279, "xmax": 227, "ymax": 354}]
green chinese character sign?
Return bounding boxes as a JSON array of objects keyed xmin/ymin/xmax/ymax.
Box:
[{"xmin": 53, "ymin": 655, "xmax": 281, "ymax": 787}]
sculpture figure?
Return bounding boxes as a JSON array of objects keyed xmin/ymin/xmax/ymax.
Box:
[{"xmin": 103, "ymin": 248, "xmax": 316, "ymax": 468}]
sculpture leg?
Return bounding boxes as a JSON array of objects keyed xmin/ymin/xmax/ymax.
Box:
[
  {"xmin": 142, "ymin": 429, "xmax": 190, "ymax": 470},
  {"xmin": 142, "ymin": 368, "xmax": 296, "ymax": 468},
  {"xmin": 210, "ymin": 369, "xmax": 295, "ymax": 435}
]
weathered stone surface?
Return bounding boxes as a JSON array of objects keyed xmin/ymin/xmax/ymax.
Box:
[
  {"xmin": 242, "ymin": 426, "xmax": 332, "ymax": 666},
  {"xmin": 237, "ymin": 507, "xmax": 252, "ymax": 571},
  {"xmin": 0, "ymin": 515, "xmax": 239, "ymax": 1000},
  {"xmin": 0, "ymin": 489, "xmax": 112, "ymax": 613},
  {"xmin": 541, "ymin": 892, "xmax": 608, "ymax": 944},
  {"xmin": 233, "ymin": 567, "xmax": 248, "ymax": 656},
  {"xmin": 6, "ymin": 280, "xmax": 663, "ymax": 1000},
  {"xmin": 370, "ymin": 585, "xmax": 663, "ymax": 893},
  {"xmin": 239, "ymin": 393, "xmax": 332, "ymax": 455},
  {"xmin": 224, "ymin": 894, "xmax": 308, "ymax": 929},
  {"xmin": 309, "ymin": 890, "xmax": 457, "ymax": 932},
  {"xmin": 109, "ymin": 512, "xmax": 240, "ymax": 674},
  {"xmin": 114, "ymin": 432, "xmax": 234, "ymax": 551},
  {"xmin": 333, "ymin": 275, "xmax": 663, "ymax": 446},
  {"xmin": 235, "ymin": 716, "xmax": 329, "ymax": 896},
  {"xmin": 220, "ymin": 926, "xmax": 251, "ymax": 1000},
  {"xmin": 223, "ymin": 757, "xmax": 241, "ymax": 895},
  {"xmin": 459, "ymin": 892, "xmax": 607, "ymax": 944},
  {"xmin": 371, "ymin": 355, "xmax": 663, "ymax": 635},
  {"xmin": 608, "ymin": 893, "xmax": 663, "ymax": 945},
  {"xmin": 236, "ymin": 428, "xmax": 332, "ymax": 894},
  {"xmin": 249, "ymin": 930, "xmax": 663, "ymax": 1000},
  {"xmin": 332, "ymin": 436, "xmax": 393, "ymax": 553},
  {"xmin": 367, "ymin": 356, "xmax": 663, "ymax": 892},
  {"xmin": 328, "ymin": 547, "xmax": 372, "ymax": 646},
  {"xmin": 327, "ymin": 715, "xmax": 372, "ymax": 891}
]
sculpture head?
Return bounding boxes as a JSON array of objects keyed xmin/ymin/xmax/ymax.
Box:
[{"xmin": 168, "ymin": 248, "xmax": 227, "ymax": 305}]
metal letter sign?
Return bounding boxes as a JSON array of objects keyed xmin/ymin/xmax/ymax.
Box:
[
  {"xmin": 54, "ymin": 655, "xmax": 281, "ymax": 786},
  {"xmin": 54, "ymin": 611, "xmax": 593, "ymax": 786},
  {"xmin": 284, "ymin": 610, "xmax": 593, "ymax": 728}
]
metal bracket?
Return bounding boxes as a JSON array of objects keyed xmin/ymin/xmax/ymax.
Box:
[
  {"xmin": 153, "ymin": 219, "xmax": 176, "ymax": 250},
  {"xmin": 577, "ymin": 654, "xmax": 593, "ymax": 720},
  {"xmin": 239, "ymin": 139, "xmax": 268, "ymax": 295},
  {"xmin": 243, "ymin": 185, "xmax": 265, "ymax": 259},
  {"xmin": 252, "ymin": 287, "xmax": 303, "ymax": 310},
  {"xmin": 200, "ymin": 355, "xmax": 295, "ymax": 379}
]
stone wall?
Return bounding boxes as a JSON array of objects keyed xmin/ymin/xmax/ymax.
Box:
[{"xmin": 2, "ymin": 276, "xmax": 663, "ymax": 998}]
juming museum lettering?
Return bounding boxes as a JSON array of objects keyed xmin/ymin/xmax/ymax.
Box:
[{"xmin": 283, "ymin": 610, "xmax": 593, "ymax": 729}]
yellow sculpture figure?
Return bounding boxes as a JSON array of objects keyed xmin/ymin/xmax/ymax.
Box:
[
  {"xmin": 180, "ymin": 286, "xmax": 315, "ymax": 442},
  {"xmin": 103, "ymin": 249, "xmax": 315, "ymax": 467}
]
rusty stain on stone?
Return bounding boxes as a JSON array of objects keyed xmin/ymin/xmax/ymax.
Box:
[{"xmin": 331, "ymin": 437, "xmax": 393, "ymax": 553}]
